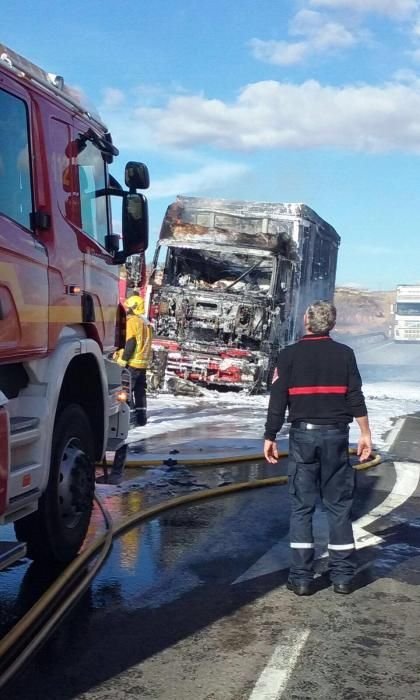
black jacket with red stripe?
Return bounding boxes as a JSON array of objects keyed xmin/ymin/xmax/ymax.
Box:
[{"xmin": 264, "ymin": 333, "xmax": 367, "ymax": 441}]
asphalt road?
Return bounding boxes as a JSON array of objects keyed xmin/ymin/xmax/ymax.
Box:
[{"xmin": 2, "ymin": 339, "xmax": 420, "ymax": 700}]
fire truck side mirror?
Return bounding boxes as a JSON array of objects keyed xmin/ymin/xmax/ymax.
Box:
[
  {"xmin": 125, "ymin": 161, "xmax": 150, "ymax": 190},
  {"xmin": 121, "ymin": 192, "xmax": 149, "ymax": 257}
]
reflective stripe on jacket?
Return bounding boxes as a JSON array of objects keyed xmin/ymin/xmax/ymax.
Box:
[
  {"xmin": 125, "ymin": 314, "xmax": 153, "ymax": 369},
  {"xmin": 264, "ymin": 334, "xmax": 367, "ymax": 441}
]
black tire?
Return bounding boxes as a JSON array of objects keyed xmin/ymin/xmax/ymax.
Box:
[{"xmin": 14, "ymin": 404, "xmax": 95, "ymax": 563}]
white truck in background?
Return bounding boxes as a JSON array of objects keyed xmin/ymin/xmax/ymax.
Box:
[{"xmin": 392, "ymin": 285, "xmax": 420, "ymax": 342}]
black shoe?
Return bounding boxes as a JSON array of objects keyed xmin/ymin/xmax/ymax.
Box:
[
  {"xmin": 333, "ymin": 582, "xmax": 353, "ymax": 595},
  {"xmin": 107, "ymin": 472, "xmax": 123, "ymax": 485},
  {"xmin": 95, "ymin": 472, "xmax": 122, "ymax": 485},
  {"xmin": 287, "ymin": 580, "xmax": 312, "ymax": 596}
]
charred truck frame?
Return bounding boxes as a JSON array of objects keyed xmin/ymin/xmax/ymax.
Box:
[{"xmin": 148, "ymin": 197, "xmax": 340, "ymax": 392}]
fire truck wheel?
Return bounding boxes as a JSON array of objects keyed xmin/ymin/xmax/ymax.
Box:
[{"xmin": 14, "ymin": 404, "xmax": 95, "ymax": 563}]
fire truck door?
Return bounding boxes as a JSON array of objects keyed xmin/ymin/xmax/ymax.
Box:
[
  {"xmin": 73, "ymin": 118, "xmax": 119, "ymax": 353},
  {"xmin": 0, "ymin": 84, "xmax": 48, "ymax": 361},
  {"xmin": 45, "ymin": 115, "xmax": 85, "ymax": 347}
]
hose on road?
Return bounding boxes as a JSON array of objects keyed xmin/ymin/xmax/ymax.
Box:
[
  {"xmin": 103, "ymin": 447, "xmax": 381, "ymax": 469},
  {"xmin": 0, "ymin": 448, "xmax": 381, "ymax": 690}
]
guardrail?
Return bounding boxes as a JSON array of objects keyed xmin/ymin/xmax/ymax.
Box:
[{"xmin": 332, "ymin": 331, "xmax": 389, "ymax": 348}]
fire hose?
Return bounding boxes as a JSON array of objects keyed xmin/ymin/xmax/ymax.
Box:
[
  {"xmin": 102, "ymin": 446, "xmax": 382, "ymax": 469},
  {"xmin": 0, "ymin": 448, "xmax": 381, "ymax": 690}
]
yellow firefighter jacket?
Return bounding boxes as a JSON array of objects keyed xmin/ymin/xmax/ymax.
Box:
[{"xmin": 123, "ymin": 314, "xmax": 153, "ymax": 369}]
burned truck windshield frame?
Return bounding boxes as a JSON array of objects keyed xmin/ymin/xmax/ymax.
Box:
[{"xmin": 163, "ymin": 247, "xmax": 273, "ymax": 295}]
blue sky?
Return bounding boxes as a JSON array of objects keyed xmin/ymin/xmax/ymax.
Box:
[{"xmin": 3, "ymin": 0, "xmax": 420, "ymax": 289}]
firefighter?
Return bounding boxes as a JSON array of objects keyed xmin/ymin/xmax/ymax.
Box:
[
  {"xmin": 264, "ymin": 300, "xmax": 372, "ymax": 596},
  {"xmin": 114, "ymin": 294, "xmax": 153, "ymax": 427}
]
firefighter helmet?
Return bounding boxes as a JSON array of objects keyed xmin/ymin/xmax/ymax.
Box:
[{"xmin": 125, "ymin": 295, "xmax": 145, "ymax": 315}]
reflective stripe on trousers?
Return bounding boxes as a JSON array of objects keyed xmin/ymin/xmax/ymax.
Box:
[{"xmin": 287, "ymin": 425, "xmax": 356, "ymax": 585}]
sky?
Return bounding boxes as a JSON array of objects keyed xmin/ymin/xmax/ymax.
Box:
[{"xmin": 3, "ymin": 0, "xmax": 420, "ymax": 289}]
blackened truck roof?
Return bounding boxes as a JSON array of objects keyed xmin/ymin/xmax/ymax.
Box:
[{"xmin": 159, "ymin": 196, "xmax": 340, "ymax": 255}]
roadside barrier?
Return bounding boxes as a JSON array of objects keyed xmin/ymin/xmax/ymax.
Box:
[{"xmin": 333, "ymin": 332, "xmax": 388, "ymax": 348}]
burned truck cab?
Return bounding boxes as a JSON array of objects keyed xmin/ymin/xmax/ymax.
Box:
[
  {"xmin": 154, "ymin": 248, "xmax": 275, "ymax": 343},
  {"xmin": 148, "ymin": 197, "xmax": 339, "ymax": 392}
]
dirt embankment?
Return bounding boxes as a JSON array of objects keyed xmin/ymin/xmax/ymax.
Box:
[{"xmin": 333, "ymin": 287, "xmax": 395, "ymax": 336}]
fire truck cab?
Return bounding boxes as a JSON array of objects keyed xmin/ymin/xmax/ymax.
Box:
[
  {"xmin": 392, "ymin": 285, "xmax": 420, "ymax": 342},
  {"xmin": 0, "ymin": 45, "xmax": 149, "ymax": 564}
]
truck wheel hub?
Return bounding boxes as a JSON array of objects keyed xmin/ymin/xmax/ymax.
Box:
[{"xmin": 58, "ymin": 440, "xmax": 92, "ymax": 528}]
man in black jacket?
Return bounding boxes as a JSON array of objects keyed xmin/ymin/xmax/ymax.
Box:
[{"xmin": 264, "ymin": 301, "xmax": 371, "ymax": 596}]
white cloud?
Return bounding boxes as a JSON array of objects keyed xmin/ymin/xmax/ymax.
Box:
[
  {"xmin": 393, "ymin": 68, "xmax": 420, "ymax": 81},
  {"xmin": 149, "ymin": 162, "xmax": 250, "ymax": 199},
  {"xmin": 309, "ymin": 0, "xmax": 419, "ymax": 20},
  {"xmin": 250, "ymin": 9, "xmax": 357, "ymax": 65},
  {"xmin": 290, "ymin": 9, "xmax": 325, "ymax": 34},
  {"xmin": 99, "ymin": 83, "xmax": 199, "ymax": 155},
  {"xmin": 136, "ymin": 77, "xmax": 420, "ymax": 154},
  {"xmin": 101, "ymin": 87, "xmax": 125, "ymax": 110},
  {"xmin": 250, "ymin": 38, "xmax": 308, "ymax": 65},
  {"xmin": 310, "ymin": 21, "xmax": 356, "ymax": 51}
]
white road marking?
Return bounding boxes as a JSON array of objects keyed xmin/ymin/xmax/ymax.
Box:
[
  {"xmin": 233, "ymin": 510, "xmax": 328, "ymax": 584},
  {"xmin": 353, "ymin": 461, "xmax": 420, "ymax": 547},
  {"xmin": 248, "ymin": 629, "xmax": 310, "ymax": 700},
  {"xmin": 245, "ymin": 461, "xmax": 420, "ymax": 700},
  {"xmin": 233, "ymin": 541, "xmax": 290, "ymax": 584},
  {"xmin": 382, "ymin": 417, "xmax": 405, "ymax": 453},
  {"xmin": 234, "ymin": 461, "xmax": 420, "ymax": 584}
]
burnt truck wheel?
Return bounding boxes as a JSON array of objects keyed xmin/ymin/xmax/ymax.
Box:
[{"xmin": 14, "ymin": 404, "xmax": 95, "ymax": 563}]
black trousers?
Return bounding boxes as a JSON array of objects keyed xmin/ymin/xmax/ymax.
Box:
[
  {"xmin": 128, "ymin": 367, "xmax": 147, "ymax": 426},
  {"xmin": 287, "ymin": 425, "xmax": 356, "ymax": 584}
]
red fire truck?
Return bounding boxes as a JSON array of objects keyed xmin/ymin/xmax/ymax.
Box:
[{"xmin": 0, "ymin": 45, "xmax": 149, "ymax": 564}]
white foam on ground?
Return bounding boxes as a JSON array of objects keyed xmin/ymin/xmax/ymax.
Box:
[{"xmin": 130, "ymin": 375, "xmax": 420, "ymax": 450}]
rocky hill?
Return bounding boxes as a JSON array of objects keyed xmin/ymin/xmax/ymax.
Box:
[{"xmin": 333, "ymin": 287, "xmax": 395, "ymax": 336}]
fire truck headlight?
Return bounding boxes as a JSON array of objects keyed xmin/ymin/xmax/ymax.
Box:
[{"xmin": 117, "ymin": 390, "xmax": 128, "ymax": 402}]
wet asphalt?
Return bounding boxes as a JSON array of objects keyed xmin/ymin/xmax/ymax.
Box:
[
  {"xmin": 2, "ymin": 430, "xmax": 420, "ymax": 700},
  {"xmin": 1, "ymin": 341, "xmax": 420, "ymax": 700}
]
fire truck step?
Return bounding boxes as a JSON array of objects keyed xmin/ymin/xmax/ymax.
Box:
[
  {"xmin": 0, "ymin": 540, "xmax": 27, "ymax": 572},
  {"xmin": 10, "ymin": 417, "xmax": 39, "ymax": 434},
  {"xmin": 10, "ymin": 417, "xmax": 40, "ymax": 449}
]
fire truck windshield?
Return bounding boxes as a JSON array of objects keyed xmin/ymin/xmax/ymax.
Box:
[{"xmin": 0, "ymin": 89, "xmax": 33, "ymax": 230}]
